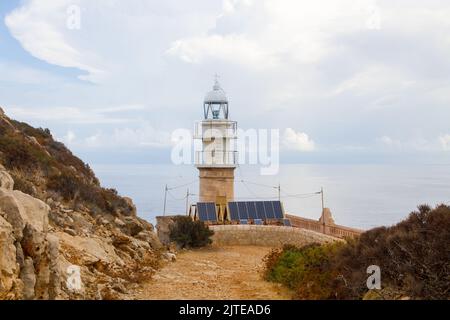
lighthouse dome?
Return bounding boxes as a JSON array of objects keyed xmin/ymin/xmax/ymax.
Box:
[{"xmin": 204, "ymin": 79, "xmax": 228, "ymax": 104}]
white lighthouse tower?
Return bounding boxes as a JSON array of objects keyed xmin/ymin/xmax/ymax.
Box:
[{"xmin": 194, "ymin": 78, "xmax": 238, "ymax": 206}]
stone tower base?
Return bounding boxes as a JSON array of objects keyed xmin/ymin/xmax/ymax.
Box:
[{"xmin": 198, "ymin": 167, "xmax": 235, "ymax": 203}]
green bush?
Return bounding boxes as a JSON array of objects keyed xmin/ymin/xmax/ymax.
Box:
[
  {"xmin": 264, "ymin": 243, "xmax": 343, "ymax": 299},
  {"xmin": 169, "ymin": 216, "xmax": 214, "ymax": 248}
]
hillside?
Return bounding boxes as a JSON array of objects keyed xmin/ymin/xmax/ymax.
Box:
[
  {"xmin": 264, "ymin": 204, "xmax": 450, "ymax": 300},
  {"xmin": 0, "ymin": 107, "xmax": 162, "ymax": 300}
]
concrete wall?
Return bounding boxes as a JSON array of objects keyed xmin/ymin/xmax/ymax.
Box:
[
  {"xmin": 210, "ymin": 225, "xmax": 340, "ymax": 247},
  {"xmin": 156, "ymin": 215, "xmax": 179, "ymax": 245},
  {"xmin": 286, "ymin": 213, "xmax": 363, "ymax": 239}
]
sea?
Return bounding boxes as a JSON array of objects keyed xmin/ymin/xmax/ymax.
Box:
[{"xmin": 91, "ymin": 163, "xmax": 450, "ymax": 230}]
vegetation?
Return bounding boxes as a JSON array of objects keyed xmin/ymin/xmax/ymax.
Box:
[
  {"xmin": 169, "ymin": 216, "xmax": 214, "ymax": 248},
  {"xmin": 264, "ymin": 204, "xmax": 450, "ymax": 300},
  {"xmin": 0, "ymin": 112, "xmax": 131, "ymax": 216}
]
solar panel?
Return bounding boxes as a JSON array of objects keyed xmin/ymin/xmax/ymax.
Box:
[
  {"xmin": 197, "ymin": 202, "xmax": 216, "ymax": 221},
  {"xmin": 254, "ymin": 219, "xmax": 263, "ymax": 225},
  {"xmin": 206, "ymin": 202, "xmax": 217, "ymax": 221},
  {"xmin": 272, "ymin": 201, "xmax": 284, "ymax": 219},
  {"xmin": 247, "ymin": 201, "xmax": 258, "ymax": 219},
  {"xmin": 283, "ymin": 219, "xmax": 291, "ymax": 227},
  {"xmin": 197, "ymin": 203, "xmax": 208, "ymax": 221},
  {"xmin": 228, "ymin": 202, "xmax": 239, "ymax": 221},
  {"xmin": 264, "ymin": 201, "xmax": 275, "ymax": 219},
  {"xmin": 255, "ymin": 201, "xmax": 266, "ymax": 220},
  {"xmin": 238, "ymin": 202, "xmax": 249, "ymax": 219},
  {"xmin": 240, "ymin": 219, "xmax": 248, "ymax": 225}
]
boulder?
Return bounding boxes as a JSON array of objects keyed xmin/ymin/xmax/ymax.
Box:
[
  {"xmin": 46, "ymin": 234, "xmax": 60, "ymax": 300},
  {"xmin": 135, "ymin": 230, "xmax": 162, "ymax": 250},
  {"xmin": 56, "ymin": 232, "xmax": 125, "ymax": 267},
  {"xmin": 0, "ymin": 165, "xmax": 14, "ymax": 190},
  {"xmin": 0, "ymin": 189, "xmax": 49, "ymax": 241},
  {"xmin": 20, "ymin": 257, "xmax": 36, "ymax": 300},
  {"xmin": 122, "ymin": 216, "xmax": 144, "ymax": 236},
  {"xmin": 123, "ymin": 197, "xmax": 137, "ymax": 216},
  {"xmin": 162, "ymin": 252, "xmax": 176, "ymax": 262},
  {"xmin": 0, "ymin": 215, "xmax": 19, "ymax": 299}
]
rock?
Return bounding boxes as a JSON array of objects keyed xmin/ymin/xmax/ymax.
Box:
[
  {"xmin": 0, "ymin": 189, "xmax": 49, "ymax": 241},
  {"xmin": 56, "ymin": 232, "xmax": 125, "ymax": 267},
  {"xmin": 136, "ymin": 231, "xmax": 162, "ymax": 250},
  {"xmin": 0, "ymin": 216, "xmax": 19, "ymax": 299},
  {"xmin": 46, "ymin": 234, "xmax": 60, "ymax": 300},
  {"xmin": 15, "ymin": 242, "xmax": 25, "ymax": 269},
  {"xmin": 123, "ymin": 197, "xmax": 137, "ymax": 216},
  {"xmin": 0, "ymin": 190, "xmax": 26, "ymax": 240},
  {"xmin": 122, "ymin": 216, "xmax": 144, "ymax": 236},
  {"xmin": 20, "ymin": 257, "xmax": 36, "ymax": 300},
  {"xmin": 0, "ymin": 165, "xmax": 14, "ymax": 190},
  {"xmin": 162, "ymin": 252, "xmax": 176, "ymax": 262},
  {"xmin": 64, "ymin": 227, "xmax": 77, "ymax": 237},
  {"xmin": 114, "ymin": 217, "xmax": 126, "ymax": 227},
  {"xmin": 21, "ymin": 223, "xmax": 46, "ymax": 260}
]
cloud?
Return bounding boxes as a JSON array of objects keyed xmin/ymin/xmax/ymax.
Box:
[
  {"xmin": 85, "ymin": 124, "xmax": 172, "ymax": 148},
  {"xmin": 439, "ymin": 134, "xmax": 450, "ymax": 151},
  {"xmin": 377, "ymin": 136, "xmax": 402, "ymax": 150},
  {"xmin": 4, "ymin": 0, "xmax": 450, "ymax": 161},
  {"xmin": 376, "ymin": 135, "xmax": 447, "ymax": 152},
  {"xmin": 6, "ymin": 105, "xmax": 144, "ymax": 124},
  {"xmin": 62, "ymin": 130, "xmax": 76, "ymax": 144},
  {"xmin": 58, "ymin": 123, "xmax": 172, "ymax": 149},
  {"xmin": 4, "ymin": 0, "xmax": 104, "ymax": 82},
  {"xmin": 282, "ymin": 128, "xmax": 315, "ymax": 152}
]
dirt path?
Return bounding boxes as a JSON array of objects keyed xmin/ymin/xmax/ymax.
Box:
[{"xmin": 135, "ymin": 246, "xmax": 292, "ymax": 300}]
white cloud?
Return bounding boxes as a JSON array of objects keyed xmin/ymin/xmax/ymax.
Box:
[
  {"xmin": 6, "ymin": 105, "xmax": 143, "ymax": 124},
  {"xmin": 4, "ymin": 0, "xmax": 450, "ymax": 159},
  {"xmin": 282, "ymin": 128, "xmax": 315, "ymax": 152},
  {"xmin": 4, "ymin": 0, "xmax": 104, "ymax": 82},
  {"xmin": 377, "ymin": 136, "xmax": 402, "ymax": 150},
  {"xmin": 376, "ymin": 135, "xmax": 448, "ymax": 152},
  {"xmin": 83, "ymin": 124, "xmax": 172, "ymax": 149},
  {"xmin": 439, "ymin": 134, "xmax": 450, "ymax": 151},
  {"xmin": 62, "ymin": 130, "xmax": 76, "ymax": 144}
]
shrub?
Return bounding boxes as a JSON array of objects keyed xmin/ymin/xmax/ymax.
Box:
[
  {"xmin": 169, "ymin": 216, "xmax": 214, "ymax": 248},
  {"xmin": 47, "ymin": 172, "xmax": 80, "ymax": 201},
  {"xmin": 264, "ymin": 243, "xmax": 343, "ymax": 299},
  {"xmin": 264, "ymin": 204, "xmax": 450, "ymax": 300},
  {"xmin": 10, "ymin": 173, "xmax": 35, "ymax": 196}
]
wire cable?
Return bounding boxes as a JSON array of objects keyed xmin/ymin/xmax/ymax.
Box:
[{"xmin": 167, "ymin": 180, "xmax": 197, "ymax": 191}]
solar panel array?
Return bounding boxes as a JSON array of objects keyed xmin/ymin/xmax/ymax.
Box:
[
  {"xmin": 228, "ymin": 201, "xmax": 284, "ymax": 221},
  {"xmin": 197, "ymin": 202, "xmax": 217, "ymax": 222}
]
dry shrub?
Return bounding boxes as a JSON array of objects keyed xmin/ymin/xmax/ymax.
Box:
[{"xmin": 264, "ymin": 204, "xmax": 450, "ymax": 300}]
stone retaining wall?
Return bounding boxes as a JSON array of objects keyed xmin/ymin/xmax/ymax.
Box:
[{"xmin": 210, "ymin": 225, "xmax": 340, "ymax": 247}]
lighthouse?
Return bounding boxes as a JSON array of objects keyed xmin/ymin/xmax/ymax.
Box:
[{"xmin": 194, "ymin": 78, "xmax": 238, "ymax": 207}]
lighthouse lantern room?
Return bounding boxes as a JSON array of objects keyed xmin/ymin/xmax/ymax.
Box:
[{"xmin": 194, "ymin": 78, "xmax": 238, "ymax": 205}]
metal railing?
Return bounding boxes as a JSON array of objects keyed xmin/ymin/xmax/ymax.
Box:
[{"xmin": 195, "ymin": 150, "xmax": 238, "ymax": 166}]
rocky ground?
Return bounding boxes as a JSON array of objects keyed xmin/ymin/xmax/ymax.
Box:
[
  {"xmin": 134, "ymin": 246, "xmax": 292, "ymax": 300},
  {"xmin": 0, "ymin": 108, "xmax": 163, "ymax": 300},
  {"xmin": 0, "ymin": 165, "xmax": 163, "ymax": 300}
]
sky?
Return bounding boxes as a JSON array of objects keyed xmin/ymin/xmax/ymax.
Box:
[{"xmin": 1, "ymin": 0, "xmax": 450, "ymax": 165}]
